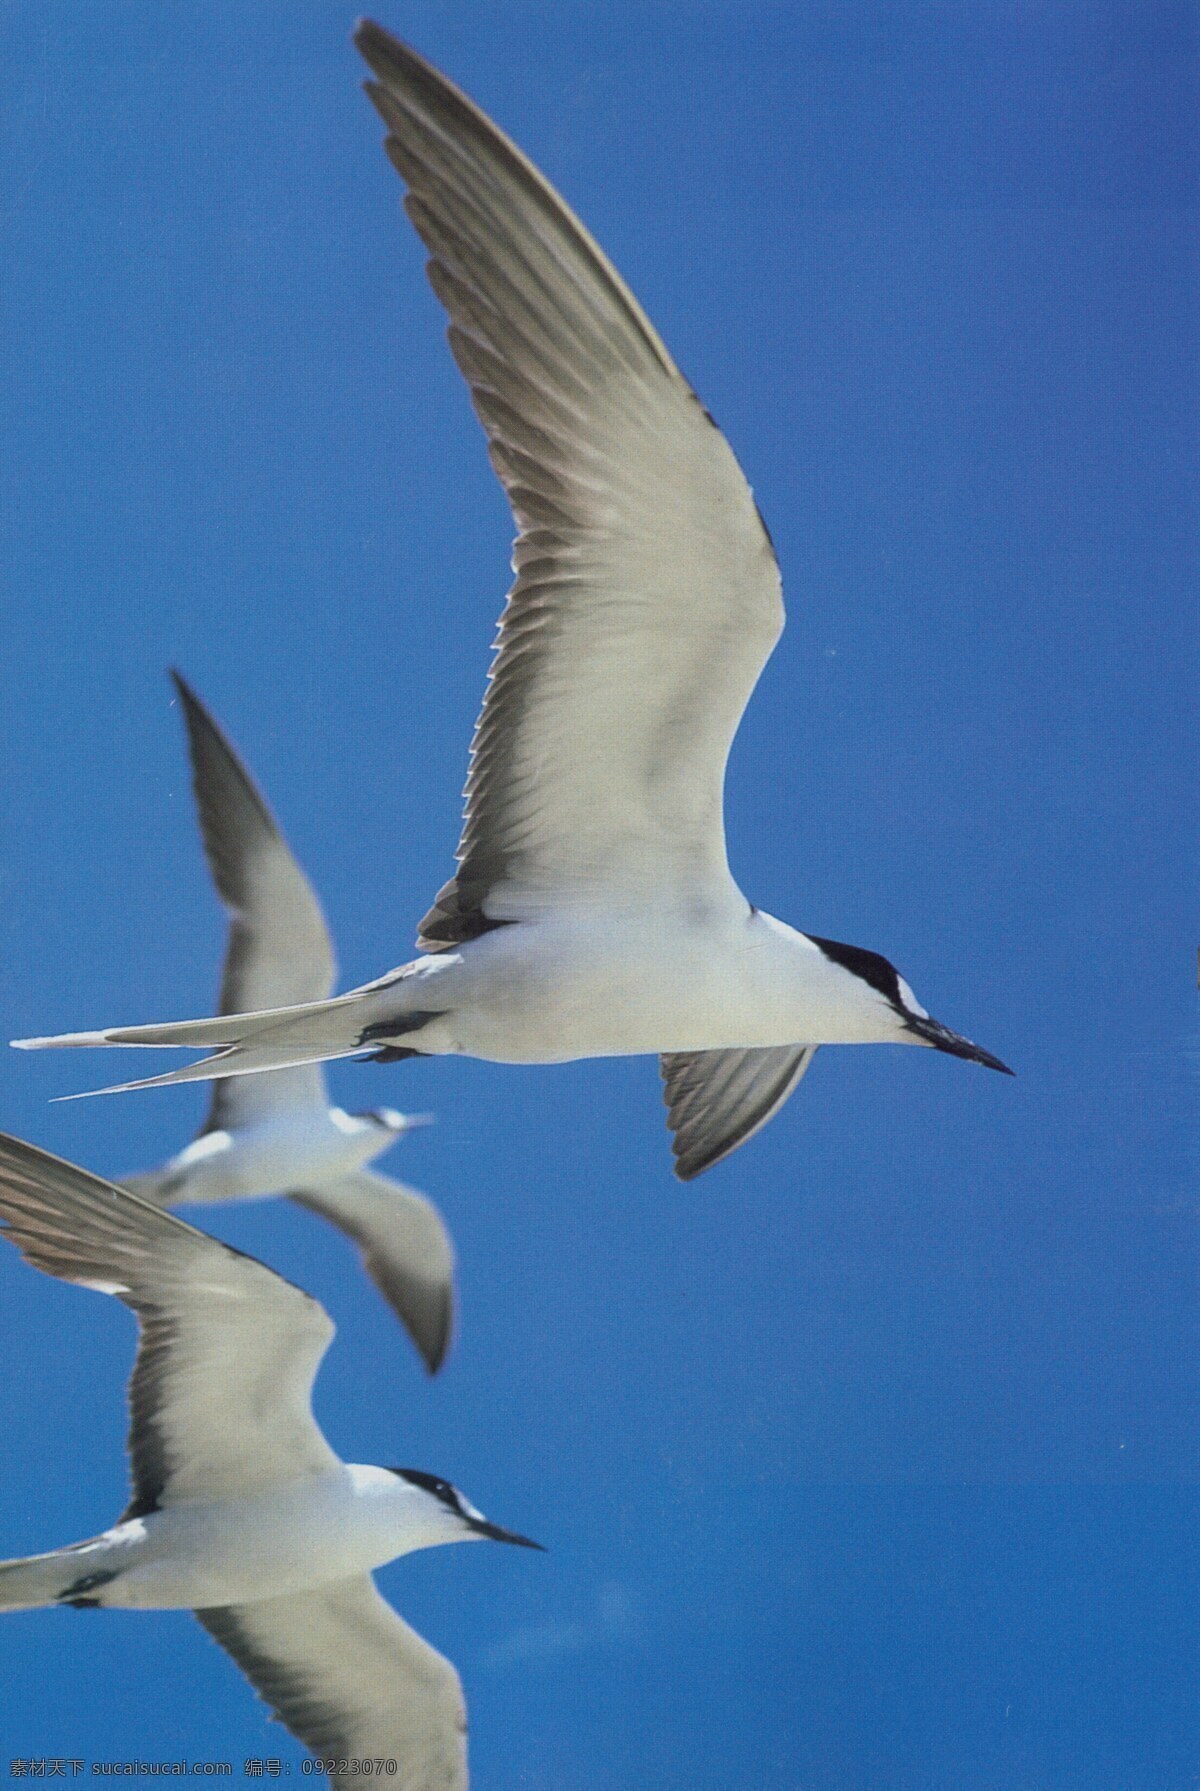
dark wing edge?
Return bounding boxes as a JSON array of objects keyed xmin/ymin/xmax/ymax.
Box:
[
  {"xmin": 660, "ymin": 1045, "xmax": 818, "ymax": 1181},
  {"xmin": 289, "ymin": 1174, "xmax": 456, "ymax": 1375},
  {"xmin": 196, "ymin": 1578, "xmax": 468, "ymax": 1781},
  {"xmin": 0, "ymin": 1130, "xmax": 334, "ymax": 1520},
  {"xmin": 169, "ymin": 668, "xmax": 284, "ymax": 903},
  {"xmin": 196, "ymin": 1598, "xmax": 356, "ymax": 1759},
  {"xmin": 360, "ymin": 24, "xmax": 667, "ymax": 956},
  {"xmin": 169, "ymin": 671, "xmax": 337, "ymax": 1133},
  {"xmin": 354, "ymin": 25, "xmax": 747, "ymax": 955},
  {"xmin": 353, "ymin": 23, "xmax": 678, "ymax": 385},
  {"xmin": 0, "ymin": 1133, "xmax": 202, "ymax": 1520}
]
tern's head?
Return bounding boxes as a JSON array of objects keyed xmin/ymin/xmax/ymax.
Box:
[
  {"xmin": 387, "ymin": 1468, "xmax": 544, "ymax": 1552},
  {"xmin": 809, "ymin": 935, "xmax": 1013, "ymax": 1073},
  {"xmin": 356, "ymin": 1107, "xmax": 435, "ymax": 1139}
]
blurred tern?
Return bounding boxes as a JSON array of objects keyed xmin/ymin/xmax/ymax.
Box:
[
  {"xmin": 119, "ymin": 671, "xmax": 455, "ymax": 1372},
  {"xmin": 0, "ymin": 1131, "xmax": 539, "ymax": 1778},
  {"xmin": 13, "ymin": 24, "xmax": 1011, "ymax": 1178}
]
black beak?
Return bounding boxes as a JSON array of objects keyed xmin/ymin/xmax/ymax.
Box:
[
  {"xmin": 466, "ymin": 1516, "xmax": 545, "ymax": 1550},
  {"xmin": 908, "ymin": 1015, "xmax": 1014, "ymax": 1075}
]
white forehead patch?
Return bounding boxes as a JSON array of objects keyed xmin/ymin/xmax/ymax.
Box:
[{"xmin": 896, "ymin": 976, "xmax": 928, "ymax": 1020}]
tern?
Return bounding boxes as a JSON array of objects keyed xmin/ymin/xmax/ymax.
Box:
[
  {"xmin": 117, "ymin": 671, "xmax": 455, "ymax": 1373},
  {"xmin": 0, "ymin": 1130, "xmax": 538, "ymax": 1778},
  {"xmin": 14, "ymin": 23, "xmax": 1011, "ymax": 1178}
]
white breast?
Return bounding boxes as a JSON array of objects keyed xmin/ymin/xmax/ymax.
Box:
[
  {"xmin": 167, "ymin": 1110, "xmax": 388, "ymax": 1204},
  {"xmin": 107, "ymin": 1468, "xmax": 418, "ymax": 1609}
]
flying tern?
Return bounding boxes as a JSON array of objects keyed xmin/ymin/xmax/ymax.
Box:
[
  {"xmin": 119, "ymin": 670, "xmax": 455, "ymax": 1372},
  {"xmin": 14, "ymin": 23, "xmax": 1011, "ymax": 1178},
  {"xmin": 0, "ymin": 1130, "xmax": 538, "ymax": 1778}
]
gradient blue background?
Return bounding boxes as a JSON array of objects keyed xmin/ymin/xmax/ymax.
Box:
[{"xmin": 1, "ymin": 3, "xmax": 1197, "ymax": 1785}]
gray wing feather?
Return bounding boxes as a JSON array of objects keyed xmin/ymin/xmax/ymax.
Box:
[
  {"xmin": 170, "ymin": 671, "xmax": 334, "ymax": 1131},
  {"xmin": 290, "ymin": 1170, "xmax": 456, "ymax": 1375},
  {"xmin": 196, "ymin": 1576, "xmax": 467, "ymax": 1783},
  {"xmin": 355, "ymin": 25, "xmax": 783, "ymax": 945},
  {"xmin": 661, "ymin": 1045, "xmax": 818, "ymax": 1181},
  {"xmin": 0, "ymin": 1132, "xmax": 338, "ymax": 1512}
]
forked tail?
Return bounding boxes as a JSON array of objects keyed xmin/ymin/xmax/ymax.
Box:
[
  {"xmin": 9, "ymin": 969, "xmax": 436, "ymax": 1097},
  {"xmin": 12, "ymin": 997, "xmax": 389, "ymax": 1098},
  {"xmin": 53, "ymin": 1039, "xmax": 372, "ymax": 1099}
]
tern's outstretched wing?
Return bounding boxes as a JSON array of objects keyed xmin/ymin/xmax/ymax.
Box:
[
  {"xmin": 355, "ymin": 24, "xmax": 783, "ymax": 949},
  {"xmin": 171, "ymin": 671, "xmax": 335, "ymax": 1131},
  {"xmin": 291, "ymin": 1170, "xmax": 455, "ymax": 1374},
  {"xmin": 197, "ymin": 1576, "xmax": 467, "ymax": 1784},
  {"xmin": 660, "ymin": 1046, "xmax": 818, "ymax": 1180},
  {"xmin": 0, "ymin": 1132, "xmax": 339, "ymax": 1512}
]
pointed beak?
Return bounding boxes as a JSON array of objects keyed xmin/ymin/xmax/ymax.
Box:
[
  {"xmin": 465, "ymin": 1515, "xmax": 545, "ymax": 1550},
  {"xmin": 908, "ymin": 1015, "xmax": 1014, "ymax": 1075}
]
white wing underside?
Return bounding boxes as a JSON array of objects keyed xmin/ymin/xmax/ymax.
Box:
[
  {"xmin": 354, "ymin": 27, "xmax": 784, "ymax": 948},
  {"xmin": 196, "ymin": 1576, "xmax": 467, "ymax": 1782},
  {"xmin": 0, "ymin": 1133, "xmax": 338, "ymax": 1510}
]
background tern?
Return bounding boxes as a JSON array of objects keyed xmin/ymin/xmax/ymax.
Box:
[
  {"xmin": 119, "ymin": 670, "xmax": 456, "ymax": 1372},
  {"xmin": 0, "ymin": 1131, "xmax": 538, "ymax": 1779},
  {"xmin": 13, "ymin": 23, "xmax": 1010, "ymax": 1177}
]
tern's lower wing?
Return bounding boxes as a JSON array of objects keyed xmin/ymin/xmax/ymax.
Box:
[
  {"xmin": 291, "ymin": 1171, "xmax": 456, "ymax": 1374},
  {"xmin": 660, "ymin": 1045, "xmax": 818, "ymax": 1181},
  {"xmin": 196, "ymin": 1576, "xmax": 467, "ymax": 1783}
]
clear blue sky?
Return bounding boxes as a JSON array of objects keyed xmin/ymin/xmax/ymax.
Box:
[{"xmin": 1, "ymin": 3, "xmax": 1196, "ymax": 1785}]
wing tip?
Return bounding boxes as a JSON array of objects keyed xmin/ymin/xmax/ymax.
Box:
[
  {"xmin": 354, "ymin": 19, "xmax": 420, "ymax": 82},
  {"xmin": 384, "ymin": 1271, "xmax": 454, "ymax": 1374},
  {"xmin": 419, "ymin": 1331, "xmax": 450, "ymax": 1377},
  {"xmin": 167, "ymin": 666, "xmax": 206, "ymax": 721},
  {"xmin": 411, "ymin": 1283, "xmax": 455, "ymax": 1375},
  {"xmin": 671, "ymin": 1149, "xmax": 720, "ymax": 1183}
]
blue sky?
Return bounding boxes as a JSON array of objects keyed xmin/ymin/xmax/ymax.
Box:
[{"xmin": 1, "ymin": 3, "xmax": 1197, "ymax": 1785}]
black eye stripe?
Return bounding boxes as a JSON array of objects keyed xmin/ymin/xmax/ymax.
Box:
[
  {"xmin": 389, "ymin": 1467, "xmax": 463, "ymax": 1512},
  {"xmin": 809, "ymin": 935, "xmax": 905, "ymax": 1008}
]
